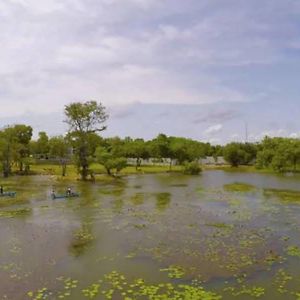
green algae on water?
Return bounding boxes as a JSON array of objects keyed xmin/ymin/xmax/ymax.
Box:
[{"xmin": 224, "ymin": 182, "xmax": 255, "ymax": 192}]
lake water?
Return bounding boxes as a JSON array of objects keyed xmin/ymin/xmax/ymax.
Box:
[{"xmin": 1, "ymin": 170, "xmax": 300, "ymax": 299}]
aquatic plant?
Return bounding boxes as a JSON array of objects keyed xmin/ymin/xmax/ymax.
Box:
[
  {"xmin": 0, "ymin": 208, "xmax": 31, "ymax": 218},
  {"xmin": 264, "ymin": 188, "xmax": 300, "ymax": 202},
  {"xmin": 155, "ymin": 192, "xmax": 171, "ymax": 211},
  {"xmin": 69, "ymin": 226, "xmax": 95, "ymax": 256},
  {"xmin": 286, "ymin": 246, "xmax": 300, "ymax": 257},
  {"xmin": 224, "ymin": 182, "xmax": 255, "ymax": 192}
]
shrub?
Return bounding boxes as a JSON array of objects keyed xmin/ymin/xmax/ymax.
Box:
[{"xmin": 183, "ymin": 161, "xmax": 202, "ymax": 175}]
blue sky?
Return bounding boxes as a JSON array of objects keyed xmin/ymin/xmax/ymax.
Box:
[{"xmin": 0, "ymin": 0, "xmax": 300, "ymax": 143}]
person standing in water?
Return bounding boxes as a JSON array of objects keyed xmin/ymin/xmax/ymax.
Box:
[{"xmin": 66, "ymin": 187, "xmax": 72, "ymax": 196}]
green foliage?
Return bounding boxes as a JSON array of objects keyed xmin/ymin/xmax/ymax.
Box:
[
  {"xmin": 95, "ymin": 146, "xmax": 127, "ymax": 175},
  {"xmin": 183, "ymin": 161, "xmax": 202, "ymax": 175},
  {"xmin": 0, "ymin": 125, "xmax": 33, "ymax": 176},
  {"xmin": 223, "ymin": 142, "xmax": 257, "ymax": 167},
  {"xmin": 256, "ymin": 137, "xmax": 300, "ymax": 172},
  {"xmin": 35, "ymin": 131, "xmax": 49, "ymax": 157},
  {"xmin": 123, "ymin": 138, "xmax": 150, "ymax": 169},
  {"xmin": 64, "ymin": 101, "xmax": 108, "ymax": 180}
]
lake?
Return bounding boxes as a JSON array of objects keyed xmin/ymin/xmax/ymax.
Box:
[{"xmin": 1, "ymin": 170, "xmax": 300, "ymax": 299}]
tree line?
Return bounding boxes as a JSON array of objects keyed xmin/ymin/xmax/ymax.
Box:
[{"xmin": 0, "ymin": 101, "xmax": 299, "ymax": 179}]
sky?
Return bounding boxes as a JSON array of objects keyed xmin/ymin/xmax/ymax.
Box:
[{"xmin": 0, "ymin": 0, "xmax": 300, "ymax": 144}]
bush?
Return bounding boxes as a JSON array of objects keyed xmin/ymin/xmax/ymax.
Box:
[{"xmin": 183, "ymin": 162, "xmax": 202, "ymax": 175}]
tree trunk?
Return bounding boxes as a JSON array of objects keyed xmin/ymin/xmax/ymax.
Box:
[
  {"xmin": 79, "ymin": 144, "xmax": 89, "ymax": 180},
  {"xmin": 61, "ymin": 161, "xmax": 67, "ymax": 177},
  {"xmin": 136, "ymin": 158, "xmax": 141, "ymax": 170},
  {"xmin": 3, "ymin": 163, "xmax": 9, "ymax": 178}
]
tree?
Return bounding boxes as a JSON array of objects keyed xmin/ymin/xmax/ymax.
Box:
[
  {"xmin": 169, "ymin": 137, "xmax": 190, "ymax": 165},
  {"xmin": 95, "ymin": 146, "xmax": 127, "ymax": 175},
  {"xmin": 13, "ymin": 125, "xmax": 33, "ymax": 172},
  {"xmin": 149, "ymin": 134, "xmax": 172, "ymax": 169},
  {"xmin": 223, "ymin": 143, "xmax": 246, "ymax": 167},
  {"xmin": 124, "ymin": 139, "xmax": 150, "ymax": 170},
  {"xmin": 64, "ymin": 101, "xmax": 108, "ymax": 180},
  {"xmin": 36, "ymin": 131, "xmax": 49, "ymax": 158},
  {"xmin": 0, "ymin": 127, "xmax": 18, "ymax": 177},
  {"xmin": 49, "ymin": 136, "xmax": 70, "ymax": 176}
]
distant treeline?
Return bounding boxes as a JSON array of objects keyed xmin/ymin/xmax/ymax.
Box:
[{"xmin": 0, "ymin": 101, "xmax": 299, "ymax": 179}]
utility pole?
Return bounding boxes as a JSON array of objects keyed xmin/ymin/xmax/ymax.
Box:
[{"xmin": 245, "ymin": 122, "xmax": 248, "ymax": 143}]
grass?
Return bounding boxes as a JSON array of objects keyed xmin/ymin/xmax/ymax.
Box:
[{"xmin": 29, "ymin": 163, "xmax": 183, "ymax": 178}]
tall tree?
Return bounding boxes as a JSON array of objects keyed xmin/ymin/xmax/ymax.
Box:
[
  {"xmin": 0, "ymin": 127, "xmax": 18, "ymax": 177},
  {"xmin": 12, "ymin": 125, "xmax": 33, "ymax": 173},
  {"xmin": 36, "ymin": 131, "xmax": 50, "ymax": 158},
  {"xmin": 64, "ymin": 101, "xmax": 108, "ymax": 180}
]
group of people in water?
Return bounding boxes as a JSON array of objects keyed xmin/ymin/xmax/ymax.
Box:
[
  {"xmin": 51, "ymin": 187, "xmax": 73, "ymax": 197},
  {"xmin": 1, "ymin": 185, "xmax": 75, "ymax": 198}
]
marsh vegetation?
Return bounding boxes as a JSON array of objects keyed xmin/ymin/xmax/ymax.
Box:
[{"xmin": 1, "ymin": 170, "xmax": 300, "ymax": 299}]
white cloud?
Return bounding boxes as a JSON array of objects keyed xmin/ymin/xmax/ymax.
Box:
[
  {"xmin": 204, "ymin": 124, "xmax": 223, "ymax": 135},
  {"xmin": 0, "ymin": 0, "xmax": 299, "ymax": 120}
]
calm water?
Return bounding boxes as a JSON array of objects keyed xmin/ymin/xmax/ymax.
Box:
[{"xmin": 0, "ymin": 170, "xmax": 300, "ymax": 299}]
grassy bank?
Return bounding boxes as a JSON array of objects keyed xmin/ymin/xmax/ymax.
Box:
[
  {"xmin": 9, "ymin": 163, "xmax": 294, "ymax": 182},
  {"xmin": 28, "ymin": 163, "xmax": 183, "ymax": 179}
]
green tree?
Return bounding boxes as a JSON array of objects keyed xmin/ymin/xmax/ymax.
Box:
[
  {"xmin": 95, "ymin": 146, "xmax": 127, "ymax": 175},
  {"xmin": 0, "ymin": 127, "xmax": 18, "ymax": 177},
  {"xmin": 49, "ymin": 136, "xmax": 70, "ymax": 176},
  {"xmin": 149, "ymin": 134, "xmax": 173, "ymax": 169},
  {"xmin": 36, "ymin": 131, "xmax": 49, "ymax": 158},
  {"xmin": 64, "ymin": 101, "xmax": 108, "ymax": 180},
  {"xmin": 223, "ymin": 143, "xmax": 246, "ymax": 167},
  {"xmin": 124, "ymin": 139, "xmax": 150, "ymax": 170},
  {"xmin": 10, "ymin": 125, "xmax": 33, "ymax": 173}
]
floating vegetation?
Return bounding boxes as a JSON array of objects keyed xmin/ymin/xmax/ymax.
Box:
[
  {"xmin": 224, "ymin": 182, "xmax": 255, "ymax": 192},
  {"xmin": 57, "ymin": 277, "xmax": 78, "ymax": 299},
  {"xmin": 286, "ymin": 246, "xmax": 300, "ymax": 257},
  {"xmin": 160, "ymin": 265, "xmax": 185, "ymax": 279},
  {"xmin": 79, "ymin": 271, "xmax": 221, "ymax": 300},
  {"xmin": 0, "ymin": 208, "xmax": 31, "ymax": 218},
  {"xmin": 131, "ymin": 193, "xmax": 145, "ymax": 205},
  {"xmin": 224, "ymin": 285, "xmax": 265, "ymax": 298},
  {"xmin": 155, "ymin": 192, "xmax": 171, "ymax": 211},
  {"xmin": 169, "ymin": 183, "xmax": 188, "ymax": 187},
  {"xmin": 264, "ymin": 188, "xmax": 300, "ymax": 202},
  {"xmin": 27, "ymin": 287, "xmax": 52, "ymax": 300},
  {"xmin": 100, "ymin": 187, "xmax": 124, "ymax": 196},
  {"xmin": 82, "ymin": 282, "xmax": 101, "ymax": 298},
  {"xmin": 273, "ymin": 269, "xmax": 293, "ymax": 294},
  {"xmin": 133, "ymin": 223, "xmax": 147, "ymax": 230},
  {"xmin": 69, "ymin": 226, "xmax": 95, "ymax": 256},
  {"xmin": 0, "ymin": 197, "xmax": 29, "ymax": 208},
  {"xmin": 206, "ymin": 223, "xmax": 234, "ymax": 229}
]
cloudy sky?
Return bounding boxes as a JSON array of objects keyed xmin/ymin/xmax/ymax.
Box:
[{"xmin": 0, "ymin": 0, "xmax": 300, "ymax": 143}]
